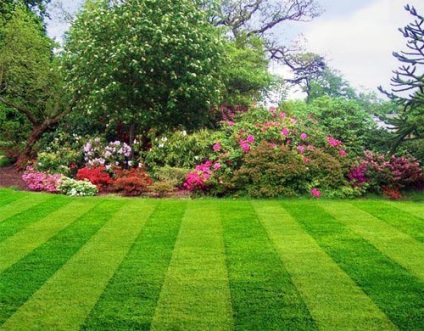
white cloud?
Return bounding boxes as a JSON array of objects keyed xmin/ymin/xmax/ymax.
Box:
[{"xmin": 303, "ymin": 0, "xmax": 424, "ymax": 93}]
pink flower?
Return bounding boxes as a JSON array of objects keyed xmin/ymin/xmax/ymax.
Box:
[
  {"xmin": 269, "ymin": 105, "xmax": 277, "ymax": 111},
  {"xmin": 339, "ymin": 149, "xmax": 347, "ymax": 157},
  {"xmin": 227, "ymin": 121, "xmax": 234, "ymax": 126},
  {"xmin": 213, "ymin": 163, "xmax": 221, "ymax": 170},
  {"xmin": 327, "ymin": 136, "xmax": 342, "ymax": 147},
  {"xmin": 290, "ymin": 118, "xmax": 297, "ymax": 124},
  {"xmin": 279, "ymin": 112, "xmax": 286, "ymax": 119},
  {"xmin": 246, "ymin": 134, "xmax": 255, "ymax": 143},
  {"xmin": 240, "ymin": 141, "xmax": 250, "ymax": 152},
  {"xmin": 213, "ymin": 142, "xmax": 221, "ymax": 152},
  {"xmin": 311, "ymin": 188, "xmax": 321, "ymax": 198},
  {"xmin": 297, "ymin": 145, "xmax": 305, "ymax": 154},
  {"xmin": 300, "ymin": 133, "xmax": 308, "ymax": 140},
  {"xmin": 307, "ymin": 145, "xmax": 315, "ymax": 151},
  {"xmin": 303, "ymin": 157, "xmax": 309, "ymax": 163},
  {"xmin": 281, "ymin": 128, "xmax": 289, "ymax": 136}
]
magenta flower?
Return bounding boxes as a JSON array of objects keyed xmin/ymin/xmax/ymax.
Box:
[
  {"xmin": 311, "ymin": 188, "xmax": 321, "ymax": 198},
  {"xmin": 246, "ymin": 135, "xmax": 255, "ymax": 143},
  {"xmin": 290, "ymin": 118, "xmax": 297, "ymax": 124},
  {"xmin": 213, "ymin": 162, "xmax": 221, "ymax": 170},
  {"xmin": 281, "ymin": 128, "xmax": 289, "ymax": 136},
  {"xmin": 279, "ymin": 112, "xmax": 286, "ymax": 119},
  {"xmin": 297, "ymin": 145, "xmax": 305, "ymax": 154},
  {"xmin": 213, "ymin": 142, "xmax": 221, "ymax": 152},
  {"xmin": 240, "ymin": 141, "xmax": 250, "ymax": 152},
  {"xmin": 339, "ymin": 149, "xmax": 347, "ymax": 157},
  {"xmin": 327, "ymin": 136, "xmax": 342, "ymax": 147},
  {"xmin": 300, "ymin": 133, "xmax": 308, "ymax": 140}
]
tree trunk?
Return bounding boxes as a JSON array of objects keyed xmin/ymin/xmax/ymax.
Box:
[{"xmin": 16, "ymin": 122, "xmax": 50, "ymax": 170}]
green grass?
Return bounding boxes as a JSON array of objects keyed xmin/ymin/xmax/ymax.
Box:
[{"xmin": 0, "ymin": 189, "xmax": 423, "ymax": 330}]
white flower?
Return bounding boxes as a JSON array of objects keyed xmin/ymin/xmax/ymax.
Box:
[
  {"xmin": 161, "ymin": 137, "xmax": 168, "ymax": 142},
  {"xmin": 158, "ymin": 143, "xmax": 164, "ymax": 148},
  {"xmin": 181, "ymin": 130, "xmax": 187, "ymax": 136},
  {"xmin": 194, "ymin": 156, "xmax": 199, "ymax": 160}
]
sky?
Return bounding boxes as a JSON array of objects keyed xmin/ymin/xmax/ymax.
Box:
[{"xmin": 46, "ymin": 0, "xmax": 424, "ymax": 97}]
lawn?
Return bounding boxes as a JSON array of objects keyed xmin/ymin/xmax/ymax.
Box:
[{"xmin": 0, "ymin": 188, "xmax": 423, "ymax": 330}]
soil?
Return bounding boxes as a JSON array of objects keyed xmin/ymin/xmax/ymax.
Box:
[{"xmin": 0, "ymin": 166, "xmax": 26, "ymax": 190}]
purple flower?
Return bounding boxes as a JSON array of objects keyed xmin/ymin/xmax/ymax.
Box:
[
  {"xmin": 246, "ymin": 135, "xmax": 255, "ymax": 143},
  {"xmin": 300, "ymin": 133, "xmax": 308, "ymax": 140}
]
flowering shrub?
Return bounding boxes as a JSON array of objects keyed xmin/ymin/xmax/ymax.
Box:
[
  {"xmin": 76, "ymin": 166, "xmax": 113, "ymax": 192},
  {"xmin": 35, "ymin": 132, "xmax": 85, "ymax": 176},
  {"xmin": 350, "ymin": 151, "xmax": 424, "ymax": 192},
  {"xmin": 83, "ymin": 138, "xmax": 132, "ymax": 168},
  {"xmin": 183, "ymin": 161, "xmax": 218, "ymax": 192},
  {"xmin": 22, "ymin": 167, "xmax": 61, "ymax": 193},
  {"xmin": 112, "ymin": 168, "xmax": 153, "ymax": 196},
  {"xmin": 144, "ymin": 129, "xmax": 223, "ymax": 170},
  {"xmin": 58, "ymin": 177, "xmax": 98, "ymax": 196}
]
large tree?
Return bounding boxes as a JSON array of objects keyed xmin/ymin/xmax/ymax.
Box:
[
  {"xmin": 63, "ymin": 0, "xmax": 225, "ymax": 141},
  {"xmin": 379, "ymin": 5, "xmax": 424, "ymax": 150},
  {"xmin": 0, "ymin": 0, "xmax": 51, "ymax": 22},
  {"xmin": 0, "ymin": 6, "xmax": 70, "ymax": 168}
]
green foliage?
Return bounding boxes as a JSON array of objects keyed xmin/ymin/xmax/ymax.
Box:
[
  {"xmin": 233, "ymin": 141, "xmax": 307, "ymax": 197},
  {"xmin": 153, "ymin": 166, "xmax": 190, "ymax": 187},
  {"xmin": 58, "ymin": 177, "xmax": 98, "ymax": 197},
  {"xmin": 145, "ymin": 129, "xmax": 223, "ymax": 170},
  {"xmin": 307, "ymin": 67, "xmax": 357, "ymax": 103},
  {"xmin": 221, "ymin": 35, "xmax": 273, "ymax": 105},
  {"xmin": 0, "ymin": 5, "xmax": 69, "ymax": 167},
  {"xmin": 63, "ymin": 0, "xmax": 226, "ymax": 138},
  {"xmin": 284, "ymin": 96, "xmax": 378, "ymax": 154}
]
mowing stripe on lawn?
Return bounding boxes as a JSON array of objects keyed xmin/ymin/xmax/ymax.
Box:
[
  {"xmin": 351, "ymin": 200, "xmax": 424, "ymax": 243},
  {"xmin": 1, "ymin": 199, "xmax": 155, "ymax": 331},
  {"xmin": 82, "ymin": 200, "xmax": 187, "ymax": 330},
  {"xmin": 254, "ymin": 201, "xmax": 396, "ymax": 331},
  {"xmin": 322, "ymin": 202, "xmax": 424, "ymax": 281},
  {"xmin": 0, "ymin": 195, "xmax": 71, "ymax": 243},
  {"xmin": 0, "ymin": 199, "xmax": 124, "ymax": 325},
  {"xmin": 151, "ymin": 201, "xmax": 233, "ymax": 331},
  {"xmin": 285, "ymin": 201, "xmax": 424, "ymax": 330},
  {"xmin": 0, "ymin": 193, "xmax": 52, "ymax": 223},
  {"xmin": 0, "ymin": 190, "xmax": 27, "ymax": 208},
  {"xmin": 0, "ymin": 199, "xmax": 99, "ymax": 274},
  {"xmin": 220, "ymin": 201, "xmax": 316, "ymax": 330},
  {"xmin": 384, "ymin": 201, "xmax": 424, "ymax": 220}
]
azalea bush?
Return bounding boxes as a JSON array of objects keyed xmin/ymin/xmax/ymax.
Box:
[
  {"xmin": 22, "ymin": 167, "xmax": 62, "ymax": 193},
  {"xmin": 349, "ymin": 151, "xmax": 424, "ymax": 197},
  {"xmin": 58, "ymin": 177, "xmax": 98, "ymax": 197},
  {"xmin": 112, "ymin": 167, "xmax": 153, "ymax": 196},
  {"xmin": 75, "ymin": 166, "xmax": 113, "ymax": 193}
]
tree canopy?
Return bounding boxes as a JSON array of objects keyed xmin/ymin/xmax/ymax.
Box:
[
  {"xmin": 63, "ymin": 0, "xmax": 226, "ymax": 141},
  {"xmin": 0, "ymin": 5, "xmax": 69, "ymax": 167}
]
